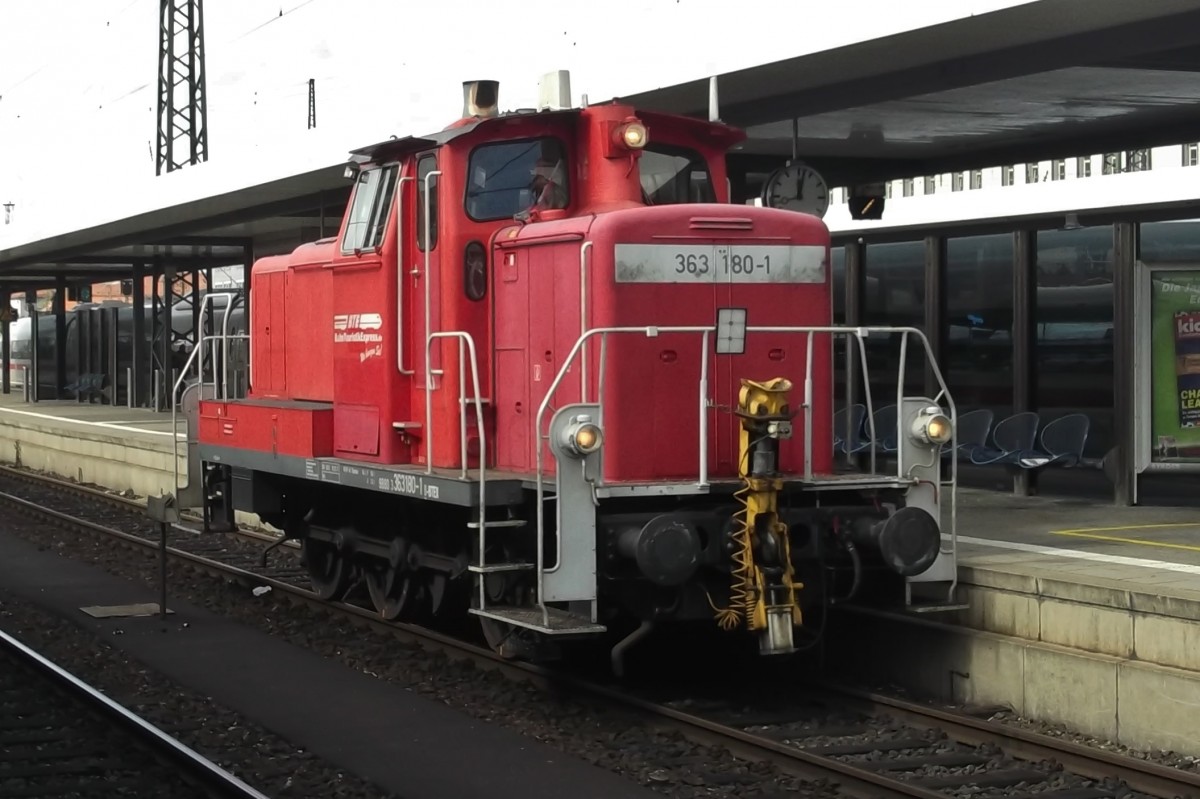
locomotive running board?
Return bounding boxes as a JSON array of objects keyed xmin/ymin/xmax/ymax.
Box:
[{"xmin": 470, "ymin": 606, "xmax": 605, "ymax": 636}]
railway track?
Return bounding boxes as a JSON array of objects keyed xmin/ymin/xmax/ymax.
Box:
[
  {"xmin": 1, "ymin": 465, "xmax": 1197, "ymax": 799},
  {"xmin": 0, "ymin": 623, "xmax": 268, "ymax": 798}
]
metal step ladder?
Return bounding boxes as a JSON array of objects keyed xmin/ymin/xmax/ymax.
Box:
[{"xmin": 466, "ymin": 503, "xmax": 605, "ymax": 636}]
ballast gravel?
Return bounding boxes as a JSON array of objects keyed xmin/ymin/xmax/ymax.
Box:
[{"xmin": 0, "ymin": 478, "xmax": 842, "ymax": 799}]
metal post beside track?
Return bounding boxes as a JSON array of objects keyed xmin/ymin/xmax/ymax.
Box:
[{"xmin": 146, "ymin": 494, "xmax": 179, "ymax": 620}]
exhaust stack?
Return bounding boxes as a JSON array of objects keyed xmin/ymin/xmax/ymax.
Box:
[{"xmin": 462, "ymin": 80, "xmax": 500, "ymax": 118}]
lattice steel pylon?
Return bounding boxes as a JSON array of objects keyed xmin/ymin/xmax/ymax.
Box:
[{"xmin": 156, "ymin": 0, "xmax": 208, "ymax": 176}]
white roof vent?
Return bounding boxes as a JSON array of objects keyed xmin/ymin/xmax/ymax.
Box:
[{"xmin": 538, "ymin": 70, "xmax": 572, "ymax": 111}]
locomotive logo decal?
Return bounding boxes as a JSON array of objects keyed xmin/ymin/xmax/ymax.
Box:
[{"xmin": 333, "ymin": 312, "xmax": 384, "ymax": 344}]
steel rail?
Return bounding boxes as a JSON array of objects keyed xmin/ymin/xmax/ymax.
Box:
[
  {"xmin": 823, "ymin": 682, "xmax": 1200, "ymax": 799},
  {"xmin": 0, "ymin": 627, "xmax": 270, "ymax": 799},
  {"xmin": 2, "ymin": 474, "xmax": 1197, "ymax": 799},
  {"xmin": 0, "ymin": 481, "xmax": 931, "ymax": 796}
]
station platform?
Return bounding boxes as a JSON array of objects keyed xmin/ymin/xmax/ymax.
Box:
[
  {"xmin": 837, "ymin": 487, "xmax": 1200, "ymax": 758},
  {"xmin": 0, "ymin": 392, "xmax": 183, "ymax": 498}
]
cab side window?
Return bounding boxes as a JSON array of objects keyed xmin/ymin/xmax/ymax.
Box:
[
  {"xmin": 639, "ymin": 144, "xmax": 714, "ymax": 205},
  {"xmin": 342, "ymin": 164, "xmax": 399, "ymax": 253},
  {"xmin": 417, "ymin": 154, "xmax": 439, "ymax": 252}
]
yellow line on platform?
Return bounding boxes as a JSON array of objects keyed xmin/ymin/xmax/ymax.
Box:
[
  {"xmin": 1053, "ymin": 523, "xmax": 1200, "ymax": 534},
  {"xmin": 1052, "ymin": 528, "xmax": 1200, "ymax": 553}
]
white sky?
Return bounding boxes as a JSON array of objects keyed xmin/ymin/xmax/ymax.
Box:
[{"xmin": 0, "ymin": 0, "xmax": 1034, "ymax": 236}]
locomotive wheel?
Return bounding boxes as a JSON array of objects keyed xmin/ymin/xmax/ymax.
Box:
[
  {"xmin": 302, "ymin": 538, "xmax": 350, "ymax": 601},
  {"xmin": 365, "ymin": 564, "xmax": 415, "ymax": 621}
]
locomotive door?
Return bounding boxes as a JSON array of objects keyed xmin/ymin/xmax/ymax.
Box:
[{"xmin": 407, "ymin": 152, "xmax": 442, "ymax": 464}]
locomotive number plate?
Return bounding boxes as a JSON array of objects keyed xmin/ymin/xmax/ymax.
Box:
[{"xmin": 614, "ymin": 244, "xmax": 825, "ymax": 284}]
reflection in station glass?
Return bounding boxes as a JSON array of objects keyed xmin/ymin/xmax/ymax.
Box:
[
  {"xmin": 1034, "ymin": 226, "xmax": 1113, "ymax": 459},
  {"xmin": 945, "ymin": 234, "xmax": 1013, "ymax": 422},
  {"xmin": 863, "ymin": 241, "xmax": 925, "ymax": 405},
  {"xmin": 831, "ymin": 246, "xmax": 847, "ymax": 406}
]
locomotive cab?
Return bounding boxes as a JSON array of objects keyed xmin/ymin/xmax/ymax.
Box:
[{"xmin": 187, "ymin": 71, "xmax": 962, "ymax": 672}]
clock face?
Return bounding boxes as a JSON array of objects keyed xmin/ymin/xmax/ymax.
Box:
[{"xmin": 761, "ymin": 162, "xmax": 829, "ymax": 218}]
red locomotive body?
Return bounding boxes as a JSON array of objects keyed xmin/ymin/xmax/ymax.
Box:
[{"xmin": 189, "ymin": 73, "xmax": 959, "ymax": 666}]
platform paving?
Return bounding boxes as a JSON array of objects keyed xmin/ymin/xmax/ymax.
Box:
[{"xmin": 0, "ymin": 528, "xmax": 658, "ymax": 799}]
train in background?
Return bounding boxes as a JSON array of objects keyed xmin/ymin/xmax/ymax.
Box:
[
  {"xmin": 178, "ymin": 72, "xmax": 963, "ymax": 670},
  {"xmin": 7, "ymin": 293, "xmax": 245, "ymax": 403}
]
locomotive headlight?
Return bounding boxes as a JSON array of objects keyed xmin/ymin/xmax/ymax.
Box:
[
  {"xmin": 622, "ymin": 122, "xmax": 647, "ymax": 148},
  {"xmin": 909, "ymin": 406, "xmax": 953, "ymax": 447},
  {"xmin": 561, "ymin": 416, "xmax": 604, "ymax": 458},
  {"xmin": 614, "ymin": 119, "xmax": 648, "ymax": 150}
]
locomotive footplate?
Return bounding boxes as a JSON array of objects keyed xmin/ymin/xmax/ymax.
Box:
[
  {"xmin": 593, "ymin": 472, "xmax": 919, "ymax": 499},
  {"xmin": 198, "ymin": 445, "xmax": 526, "ymax": 507}
]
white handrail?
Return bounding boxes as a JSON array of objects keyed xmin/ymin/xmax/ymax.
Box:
[
  {"xmin": 579, "ymin": 241, "xmax": 592, "ymax": 401},
  {"xmin": 168, "ymin": 295, "xmax": 247, "ymax": 499},
  {"xmin": 531, "ymin": 323, "xmax": 958, "ymax": 618},
  {"xmin": 422, "ymin": 169, "xmax": 443, "ymax": 473},
  {"xmin": 396, "ymin": 175, "xmax": 415, "ymax": 376},
  {"xmin": 424, "ymin": 331, "xmax": 488, "ymax": 606}
]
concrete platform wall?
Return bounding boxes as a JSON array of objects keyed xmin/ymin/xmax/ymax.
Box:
[
  {"xmin": 0, "ymin": 418, "xmax": 272, "ymax": 532},
  {"xmin": 829, "ymin": 574, "xmax": 1200, "ymax": 756},
  {"xmin": 0, "ymin": 418, "xmax": 184, "ymax": 498},
  {"xmin": 949, "ymin": 566, "xmax": 1200, "ymax": 673}
]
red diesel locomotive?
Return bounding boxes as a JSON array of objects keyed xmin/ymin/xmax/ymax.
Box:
[{"xmin": 182, "ymin": 73, "xmax": 960, "ymax": 667}]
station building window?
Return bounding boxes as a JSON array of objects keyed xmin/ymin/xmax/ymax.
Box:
[
  {"xmin": 1103, "ymin": 150, "xmax": 1152, "ymax": 175},
  {"xmin": 831, "ymin": 246, "xmax": 847, "ymax": 405},
  {"xmin": 1051, "ymin": 160, "xmax": 1066, "ymax": 181},
  {"xmin": 831, "ymin": 246, "xmax": 846, "ymax": 326},
  {"xmin": 1034, "ymin": 226, "xmax": 1114, "ymax": 459},
  {"xmin": 1001, "ymin": 166, "xmax": 1015, "ymax": 187},
  {"xmin": 1183, "ymin": 144, "xmax": 1199, "ymax": 167},
  {"xmin": 969, "ymin": 170, "xmax": 983, "ymax": 190},
  {"xmin": 1139, "ymin": 218, "xmax": 1200, "ymax": 462},
  {"xmin": 863, "ymin": 241, "xmax": 925, "ymax": 400},
  {"xmin": 923, "ymin": 176, "xmax": 936, "ymax": 195},
  {"xmin": 902, "ymin": 178, "xmax": 914, "ymax": 197},
  {"xmin": 951, "ymin": 172, "xmax": 964, "ymax": 192},
  {"xmin": 1076, "ymin": 156, "xmax": 1092, "ymax": 178},
  {"xmin": 1025, "ymin": 163, "xmax": 1039, "ymax": 184},
  {"xmin": 945, "ymin": 234, "xmax": 1013, "ymax": 421}
]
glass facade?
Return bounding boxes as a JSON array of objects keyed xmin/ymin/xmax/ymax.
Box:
[
  {"xmin": 1034, "ymin": 226, "xmax": 1114, "ymax": 459},
  {"xmin": 829, "ymin": 227, "xmax": 1120, "ymax": 469},
  {"xmin": 945, "ymin": 234, "xmax": 1013, "ymax": 419},
  {"xmin": 862, "ymin": 241, "xmax": 925, "ymax": 401},
  {"xmin": 830, "ymin": 245, "xmax": 847, "ymax": 406}
]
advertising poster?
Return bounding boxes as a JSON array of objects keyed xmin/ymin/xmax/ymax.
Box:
[{"xmin": 1151, "ymin": 270, "xmax": 1200, "ymax": 461}]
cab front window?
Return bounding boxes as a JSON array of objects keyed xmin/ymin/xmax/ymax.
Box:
[
  {"xmin": 465, "ymin": 137, "xmax": 569, "ymax": 221},
  {"xmin": 639, "ymin": 144, "xmax": 714, "ymax": 205}
]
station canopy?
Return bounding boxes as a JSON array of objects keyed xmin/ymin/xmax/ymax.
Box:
[
  {"xmin": 6, "ymin": 0, "xmax": 1200, "ymax": 281},
  {"xmin": 618, "ymin": 0, "xmax": 1200, "ymax": 186}
]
